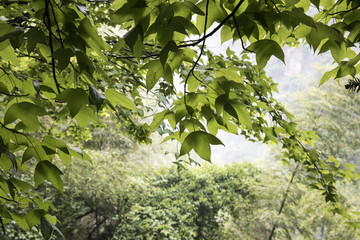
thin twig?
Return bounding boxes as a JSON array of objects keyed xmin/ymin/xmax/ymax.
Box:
[
  {"xmin": 232, "ymin": 15, "xmax": 255, "ymax": 53},
  {"xmin": 0, "ymin": 122, "xmax": 27, "ymax": 137},
  {"xmin": 106, "ymin": 52, "xmax": 159, "ymax": 60},
  {"xmin": 270, "ymin": 0, "xmax": 280, "ymax": 13},
  {"xmin": 0, "ymin": 91, "xmax": 29, "ymax": 97},
  {"xmin": 327, "ymin": 3, "xmax": 360, "ymax": 15},
  {"xmin": 109, "ymin": 60, "xmax": 146, "ymax": 88},
  {"xmin": 49, "ymin": 1, "xmax": 64, "ymax": 44},
  {"xmin": 18, "ymin": 53, "xmax": 48, "ymax": 63},
  {"xmin": 178, "ymin": 0, "xmax": 246, "ymax": 48},
  {"xmin": 184, "ymin": 0, "xmax": 210, "ymax": 109},
  {"xmin": 1, "ymin": 0, "xmax": 29, "ymax": 5},
  {"xmin": 44, "ymin": 0, "xmax": 61, "ymax": 94}
]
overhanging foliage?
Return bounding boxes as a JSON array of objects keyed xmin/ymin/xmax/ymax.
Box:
[{"xmin": 1, "ymin": 0, "xmax": 360, "ymax": 237}]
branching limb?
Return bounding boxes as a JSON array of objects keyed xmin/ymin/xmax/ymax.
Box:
[{"xmin": 179, "ymin": 0, "xmax": 246, "ymax": 48}]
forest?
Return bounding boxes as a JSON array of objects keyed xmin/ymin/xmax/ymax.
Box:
[{"xmin": 0, "ymin": 0, "xmax": 360, "ymax": 239}]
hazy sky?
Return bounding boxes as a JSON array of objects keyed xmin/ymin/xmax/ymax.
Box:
[{"xmin": 206, "ymin": 34, "xmax": 333, "ymax": 164}]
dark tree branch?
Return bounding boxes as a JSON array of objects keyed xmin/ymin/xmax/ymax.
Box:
[
  {"xmin": 232, "ymin": 15, "xmax": 255, "ymax": 53},
  {"xmin": 0, "ymin": 91, "xmax": 29, "ymax": 97},
  {"xmin": 44, "ymin": 0, "xmax": 61, "ymax": 94},
  {"xmin": 106, "ymin": 52, "xmax": 159, "ymax": 60},
  {"xmin": 18, "ymin": 53, "xmax": 48, "ymax": 63},
  {"xmin": 0, "ymin": 122, "xmax": 28, "ymax": 138},
  {"xmin": 109, "ymin": 61, "xmax": 146, "ymax": 88},
  {"xmin": 50, "ymin": 1, "xmax": 64, "ymax": 45},
  {"xmin": 178, "ymin": 0, "xmax": 246, "ymax": 49},
  {"xmin": 1, "ymin": 0, "xmax": 29, "ymax": 5},
  {"xmin": 75, "ymin": 210, "xmax": 94, "ymax": 220},
  {"xmin": 327, "ymin": 3, "xmax": 360, "ymax": 15},
  {"xmin": 0, "ymin": 216, "xmax": 5, "ymax": 235}
]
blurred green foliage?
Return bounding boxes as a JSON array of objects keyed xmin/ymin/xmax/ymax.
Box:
[{"xmin": 7, "ymin": 158, "xmax": 360, "ymax": 240}]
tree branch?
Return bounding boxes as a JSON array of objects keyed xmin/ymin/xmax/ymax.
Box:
[
  {"xmin": 178, "ymin": 0, "xmax": 246, "ymax": 48},
  {"xmin": 184, "ymin": 0, "xmax": 210, "ymax": 111},
  {"xmin": 0, "ymin": 91, "xmax": 29, "ymax": 97},
  {"xmin": 268, "ymin": 164, "xmax": 300, "ymax": 240},
  {"xmin": 232, "ymin": 15, "xmax": 255, "ymax": 53},
  {"xmin": 44, "ymin": 0, "xmax": 61, "ymax": 94},
  {"xmin": 327, "ymin": 3, "xmax": 360, "ymax": 15}
]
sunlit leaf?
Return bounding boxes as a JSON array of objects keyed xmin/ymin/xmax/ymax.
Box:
[
  {"xmin": 247, "ymin": 40, "xmax": 285, "ymax": 68},
  {"xmin": 180, "ymin": 131, "xmax": 224, "ymax": 161}
]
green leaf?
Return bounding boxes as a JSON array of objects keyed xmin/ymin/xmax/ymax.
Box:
[
  {"xmin": 75, "ymin": 51, "xmax": 96, "ymax": 75},
  {"xmin": 78, "ymin": 18, "xmax": 106, "ymax": 50},
  {"xmin": 150, "ymin": 110, "xmax": 169, "ymax": 132},
  {"xmin": 25, "ymin": 28, "xmax": 45, "ymax": 53},
  {"xmin": 180, "ymin": 131, "xmax": 224, "ymax": 161},
  {"xmin": 41, "ymin": 217, "xmax": 53, "ymax": 240},
  {"xmin": 336, "ymin": 61, "xmax": 356, "ymax": 79},
  {"xmin": 104, "ymin": 89, "xmax": 137, "ymax": 110},
  {"xmin": 0, "ymin": 143, "xmax": 16, "ymax": 168},
  {"xmin": 10, "ymin": 178, "xmax": 33, "ymax": 191},
  {"xmin": 74, "ymin": 105, "xmax": 96, "ymax": 128},
  {"xmin": 0, "ymin": 39, "xmax": 19, "ymax": 65},
  {"xmin": 53, "ymin": 48, "xmax": 74, "ymax": 71},
  {"xmin": 0, "ymin": 81, "xmax": 9, "ymax": 94},
  {"xmin": 34, "ymin": 161, "xmax": 63, "ymax": 193},
  {"xmin": 111, "ymin": 38, "xmax": 125, "ymax": 53},
  {"xmin": 247, "ymin": 40, "xmax": 285, "ymax": 68},
  {"xmin": 124, "ymin": 25, "xmax": 143, "ymax": 59},
  {"xmin": 112, "ymin": 0, "xmax": 127, "ymax": 10},
  {"xmin": 230, "ymin": 102, "xmax": 252, "ymax": 129},
  {"xmin": 319, "ymin": 67, "xmax": 338, "ymax": 86},
  {"xmin": 4, "ymin": 102, "xmax": 46, "ymax": 131},
  {"xmin": 89, "ymin": 85, "xmax": 105, "ymax": 112},
  {"xmin": 0, "ymin": 22, "xmax": 14, "ymax": 37},
  {"xmin": 160, "ymin": 40, "xmax": 178, "ymax": 66},
  {"xmin": 41, "ymin": 216, "xmax": 64, "ymax": 239},
  {"xmin": 142, "ymin": 60, "xmax": 163, "ymax": 91},
  {"xmin": 69, "ymin": 146, "xmax": 91, "ymax": 161},
  {"xmin": 42, "ymin": 136, "xmax": 68, "ymax": 154},
  {"xmin": 171, "ymin": 16, "xmax": 199, "ymax": 35},
  {"xmin": 25, "ymin": 210, "xmax": 45, "ymax": 229},
  {"xmin": 310, "ymin": 0, "xmax": 320, "ymax": 9},
  {"xmin": 56, "ymin": 88, "xmax": 89, "ymax": 117},
  {"xmin": 221, "ymin": 25, "xmax": 233, "ymax": 44},
  {"xmin": 23, "ymin": 145, "xmax": 51, "ymax": 163},
  {"xmin": 12, "ymin": 213, "xmax": 29, "ymax": 230},
  {"xmin": 38, "ymin": 43, "xmax": 51, "ymax": 62}
]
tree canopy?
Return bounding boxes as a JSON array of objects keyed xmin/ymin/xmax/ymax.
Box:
[{"xmin": 1, "ymin": 0, "xmax": 360, "ymax": 238}]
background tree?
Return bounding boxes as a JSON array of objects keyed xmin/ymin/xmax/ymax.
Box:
[{"xmin": 290, "ymin": 79, "xmax": 360, "ymax": 169}]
